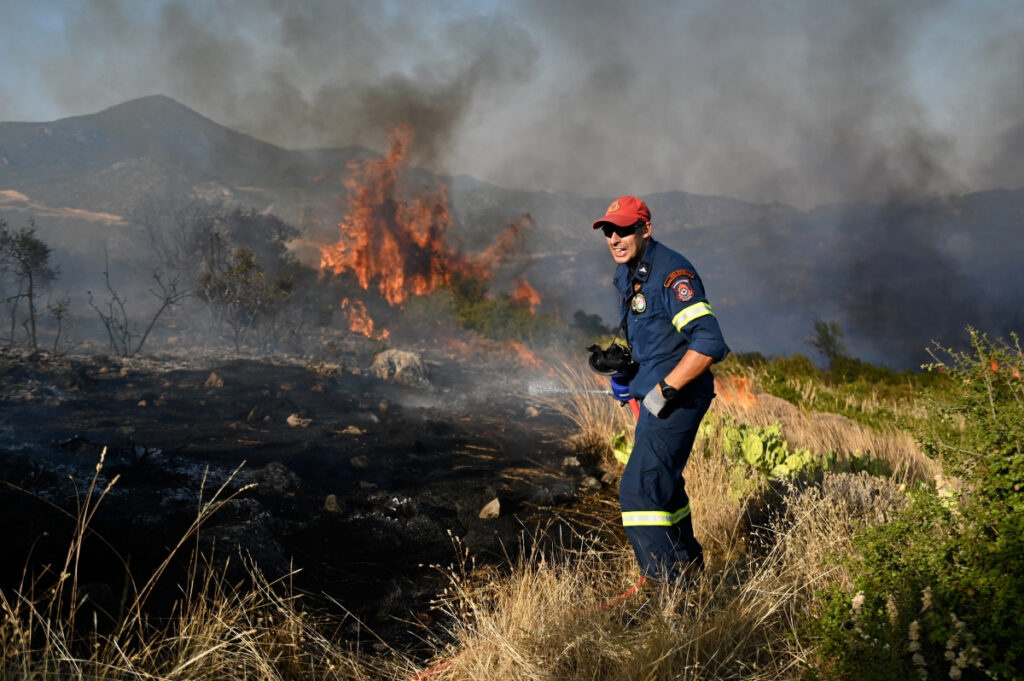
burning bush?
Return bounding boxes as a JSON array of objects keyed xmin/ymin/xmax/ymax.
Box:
[{"xmin": 318, "ymin": 125, "xmax": 555, "ymax": 347}]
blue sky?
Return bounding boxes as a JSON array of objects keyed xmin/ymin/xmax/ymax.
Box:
[{"xmin": 2, "ymin": 0, "xmax": 1023, "ymax": 206}]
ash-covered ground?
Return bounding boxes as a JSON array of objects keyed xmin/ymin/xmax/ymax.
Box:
[{"xmin": 0, "ymin": 341, "xmax": 613, "ymax": 650}]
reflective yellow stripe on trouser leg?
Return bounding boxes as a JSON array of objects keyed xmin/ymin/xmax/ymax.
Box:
[{"xmin": 622, "ymin": 504, "xmax": 691, "ymax": 527}]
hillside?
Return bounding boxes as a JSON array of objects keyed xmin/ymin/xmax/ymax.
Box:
[{"xmin": 1, "ymin": 96, "xmax": 1022, "ymax": 366}]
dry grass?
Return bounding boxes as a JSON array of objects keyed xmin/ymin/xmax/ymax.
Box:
[
  {"xmin": 535, "ymin": 361, "xmax": 636, "ymax": 471},
  {"xmin": 3, "ymin": 364, "xmax": 939, "ymax": 681},
  {"xmin": 0, "ymin": 450, "xmax": 394, "ymax": 681},
  {"xmin": 403, "ymin": 364, "xmax": 925, "ymax": 680},
  {"xmin": 416, "ymin": 472, "xmax": 907, "ymax": 681}
]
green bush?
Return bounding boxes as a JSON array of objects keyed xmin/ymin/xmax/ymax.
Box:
[
  {"xmin": 806, "ymin": 330, "xmax": 1024, "ymax": 680},
  {"xmin": 701, "ymin": 416, "xmax": 888, "ymax": 501}
]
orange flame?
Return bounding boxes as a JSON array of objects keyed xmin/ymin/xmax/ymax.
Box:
[
  {"xmin": 509, "ymin": 341, "xmax": 545, "ymax": 371},
  {"xmin": 319, "ymin": 125, "xmax": 529, "ymax": 306},
  {"xmin": 713, "ymin": 375, "xmax": 757, "ymax": 408},
  {"xmin": 341, "ymin": 297, "xmax": 389, "ymax": 340},
  {"xmin": 511, "ymin": 278, "xmax": 541, "ymax": 314}
]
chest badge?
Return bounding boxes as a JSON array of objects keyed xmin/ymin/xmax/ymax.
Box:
[{"xmin": 631, "ymin": 292, "xmax": 647, "ymax": 313}]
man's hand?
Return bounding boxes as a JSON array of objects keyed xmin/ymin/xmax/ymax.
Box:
[{"xmin": 610, "ymin": 373, "xmax": 632, "ymax": 402}]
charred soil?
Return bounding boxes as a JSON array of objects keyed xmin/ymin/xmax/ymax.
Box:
[{"xmin": 0, "ymin": 343, "xmax": 610, "ymax": 651}]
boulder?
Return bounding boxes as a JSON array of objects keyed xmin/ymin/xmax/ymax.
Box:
[
  {"xmin": 370, "ymin": 350, "xmax": 430, "ymax": 388},
  {"xmin": 478, "ymin": 497, "xmax": 501, "ymax": 519}
]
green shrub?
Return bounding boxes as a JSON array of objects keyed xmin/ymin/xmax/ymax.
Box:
[
  {"xmin": 806, "ymin": 330, "xmax": 1024, "ymax": 680},
  {"xmin": 701, "ymin": 415, "xmax": 887, "ymax": 501}
]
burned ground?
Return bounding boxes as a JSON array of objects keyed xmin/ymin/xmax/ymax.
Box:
[{"xmin": 0, "ymin": 343, "xmax": 610, "ymax": 651}]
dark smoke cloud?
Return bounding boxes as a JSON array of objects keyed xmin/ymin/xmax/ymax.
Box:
[
  {"xmin": 5, "ymin": 0, "xmax": 1024, "ymax": 205},
  {"xmin": 461, "ymin": 0, "xmax": 979, "ymax": 206}
]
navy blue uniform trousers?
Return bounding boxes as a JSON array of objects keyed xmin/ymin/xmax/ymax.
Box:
[{"xmin": 619, "ymin": 395, "xmax": 712, "ymax": 581}]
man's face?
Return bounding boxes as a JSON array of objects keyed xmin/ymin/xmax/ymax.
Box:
[{"xmin": 601, "ymin": 221, "xmax": 652, "ymax": 267}]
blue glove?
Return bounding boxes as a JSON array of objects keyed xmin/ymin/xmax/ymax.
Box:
[{"xmin": 610, "ymin": 373, "xmax": 632, "ymax": 402}]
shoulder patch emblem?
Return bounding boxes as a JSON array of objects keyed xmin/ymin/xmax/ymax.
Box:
[
  {"xmin": 663, "ymin": 269, "xmax": 696, "ymax": 287},
  {"xmin": 671, "ymin": 278, "xmax": 694, "ymax": 302}
]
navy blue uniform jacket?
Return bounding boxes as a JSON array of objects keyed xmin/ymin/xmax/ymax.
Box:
[{"xmin": 613, "ymin": 239, "xmax": 730, "ymax": 400}]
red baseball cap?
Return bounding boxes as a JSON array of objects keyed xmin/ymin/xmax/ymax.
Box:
[{"xmin": 592, "ymin": 195, "xmax": 651, "ymax": 229}]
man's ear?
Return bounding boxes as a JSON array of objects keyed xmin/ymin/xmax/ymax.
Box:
[{"xmin": 642, "ymin": 221, "xmax": 653, "ymax": 238}]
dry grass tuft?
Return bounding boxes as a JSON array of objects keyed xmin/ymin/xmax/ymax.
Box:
[
  {"xmin": 0, "ymin": 450, "xmax": 396, "ymax": 681},
  {"xmin": 535, "ymin": 361, "xmax": 636, "ymax": 470},
  {"xmin": 417, "ymin": 472, "xmax": 907, "ymax": 681}
]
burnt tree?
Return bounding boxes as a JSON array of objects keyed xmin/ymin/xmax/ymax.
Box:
[{"xmin": 0, "ymin": 218, "xmax": 58, "ymax": 354}]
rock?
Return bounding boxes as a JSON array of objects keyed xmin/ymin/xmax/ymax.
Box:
[
  {"xmin": 342, "ymin": 425, "xmax": 366, "ymax": 435},
  {"xmin": 478, "ymin": 497, "xmax": 501, "ymax": 519},
  {"xmin": 562, "ymin": 456, "xmax": 581, "ymax": 468},
  {"xmin": 309, "ymin": 361, "xmax": 343, "ymax": 377},
  {"xmin": 255, "ymin": 462, "xmax": 302, "ymax": 496},
  {"xmin": 524, "ymin": 406, "xmax": 539, "ymax": 418},
  {"xmin": 206, "ymin": 498, "xmax": 291, "ymax": 580},
  {"xmin": 580, "ymin": 476, "xmax": 603, "ymax": 490},
  {"xmin": 601, "ymin": 472, "xmax": 618, "ymax": 486},
  {"xmin": 204, "ymin": 372, "xmax": 224, "ymax": 389},
  {"xmin": 370, "ymin": 350, "xmax": 430, "ymax": 388},
  {"xmin": 286, "ymin": 413, "xmax": 312, "ymax": 428},
  {"xmin": 51, "ymin": 367, "xmax": 88, "ymax": 391},
  {"xmin": 350, "ymin": 455, "xmax": 370, "ymax": 469},
  {"xmin": 528, "ymin": 487, "xmax": 555, "ymax": 506},
  {"xmin": 324, "ymin": 494, "xmax": 344, "ymax": 513}
]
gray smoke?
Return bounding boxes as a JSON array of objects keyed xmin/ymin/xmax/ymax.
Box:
[{"xmin": 4, "ymin": 0, "xmax": 1022, "ymax": 206}]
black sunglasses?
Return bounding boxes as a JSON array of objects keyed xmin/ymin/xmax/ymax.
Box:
[{"xmin": 600, "ymin": 221, "xmax": 645, "ymax": 238}]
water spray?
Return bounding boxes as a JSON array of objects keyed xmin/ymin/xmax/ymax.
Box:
[{"xmin": 526, "ymin": 381, "xmax": 612, "ymax": 396}]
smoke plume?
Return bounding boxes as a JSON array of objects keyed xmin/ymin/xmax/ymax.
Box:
[{"xmin": 2, "ymin": 0, "xmax": 1022, "ymax": 206}]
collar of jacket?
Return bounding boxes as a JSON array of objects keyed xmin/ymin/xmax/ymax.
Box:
[{"xmin": 615, "ymin": 239, "xmax": 658, "ymax": 293}]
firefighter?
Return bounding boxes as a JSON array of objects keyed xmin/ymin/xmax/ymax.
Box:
[{"xmin": 593, "ymin": 195, "xmax": 729, "ymax": 583}]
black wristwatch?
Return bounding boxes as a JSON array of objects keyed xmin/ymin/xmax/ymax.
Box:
[{"xmin": 658, "ymin": 380, "xmax": 678, "ymax": 401}]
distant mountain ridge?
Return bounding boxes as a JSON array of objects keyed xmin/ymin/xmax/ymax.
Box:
[
  {"xmin": 0, "ymin": 95, "xmax": 374, "ymax": 220},
  {"xmin": 1, "ymin": 95, "xmax": 1021, "ymax": 367}
]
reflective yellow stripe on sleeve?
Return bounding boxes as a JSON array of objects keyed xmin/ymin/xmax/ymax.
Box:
[
  {"xmin": 622, "ymin": 504, "xmax": 691, "ymax": 527},
  {"xmin": 672, "ymin": 302, "xmax": 714, "ymax": 331}
]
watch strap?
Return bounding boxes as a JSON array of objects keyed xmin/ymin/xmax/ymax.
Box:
[{"xmin": 658, "ymin": 379, "xmax": 677, "ymax": 400}]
